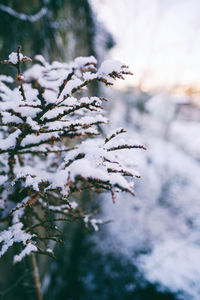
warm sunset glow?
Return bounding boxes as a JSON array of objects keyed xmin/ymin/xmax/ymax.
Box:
[{"xmin": 91, "ymin": 0, "xmax": 200, "ymax": 96}]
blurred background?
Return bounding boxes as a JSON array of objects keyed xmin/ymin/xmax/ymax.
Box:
[{"xmin": 0, "ymin": 0, "xmax": 200, "ymax": 299}]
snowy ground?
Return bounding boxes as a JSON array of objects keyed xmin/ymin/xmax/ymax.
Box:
[{"xmin": 98, "ymin": 94, "xmax": 200, "ymax": 300}]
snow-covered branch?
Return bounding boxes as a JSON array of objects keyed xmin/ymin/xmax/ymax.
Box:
[
  {"xmin": 0, "ymin": 5, "xmax": 47, "ymax": 22},
  {"xmin": 0, "ymin": 48, "xmax": 145, "ymax": 262}
]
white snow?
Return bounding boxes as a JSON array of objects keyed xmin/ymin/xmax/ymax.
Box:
[
  {"xmin": 8, "ymin": 52, "xmax": 23, "ymax": 64},
  {"xmin": 139, "ymin": 238, "xmax": 200, "ymax": 299},
  {"xmin": 74, "ymin": 56, "xmax": 97, "ymax": 68},
  {"xmin": 98, "ymin": 59, "xmax": 124, "ymax": 75},
  {"xmin": 0, "ymin": 129, "xmax": 21, "ymax": 150},
  {"xmin": 14, "ymin": 243, "xmax": 37, "ymax": 263},
  {"xmin": 0, "ymin": 5, "xmax": 47, "ymax": 22},
  {"xmin": 96, "ymin": 93, "xmax": 200, "ymax": 300},
  {"xmin": 0, "ymin": 222, "xmax": 37, "ymax": 262}
]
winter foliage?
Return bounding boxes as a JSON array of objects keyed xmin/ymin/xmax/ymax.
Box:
[{"xmin": 0, "ymin": 47, "xmax": 145, "ymax": 262}]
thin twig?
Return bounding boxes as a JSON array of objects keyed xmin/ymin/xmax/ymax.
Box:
[
  {"xmin": 17, "ymin": 45, "xmax": 26, "ymax": 101},
  {"xmin": 30, "ymin": 253, "xmax": 43, "ymax": 300}
]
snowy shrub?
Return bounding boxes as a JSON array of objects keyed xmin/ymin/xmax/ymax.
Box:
[{"xmin": 0, "ymin": 46, "xmax": 145, "ymax": 262}]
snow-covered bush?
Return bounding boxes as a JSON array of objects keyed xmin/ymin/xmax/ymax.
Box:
[{"xmin": 0, "ymin": 46, "xmax": 145, "ymax": 263}]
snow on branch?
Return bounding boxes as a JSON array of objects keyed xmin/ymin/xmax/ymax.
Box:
[
  {"xmin": 0, "ymin": 47, "xmax": 145, "ymax": 262},
  {"xmin": 0, "ymin": 222, "xmax": 37, "ymax": 263},
  {"xmin": 0, "ymin": 5, "xmax": 47, "ymax": 22}
]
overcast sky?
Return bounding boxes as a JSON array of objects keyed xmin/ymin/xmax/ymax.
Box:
[{"xmin": 91, "ymin": 0, "xmax": 200, "ymax": 92}]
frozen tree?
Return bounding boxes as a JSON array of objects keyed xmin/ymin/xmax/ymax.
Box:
[{"xmin": 0, "ymin": 46, "xmax": 145, "ymax": 279}]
